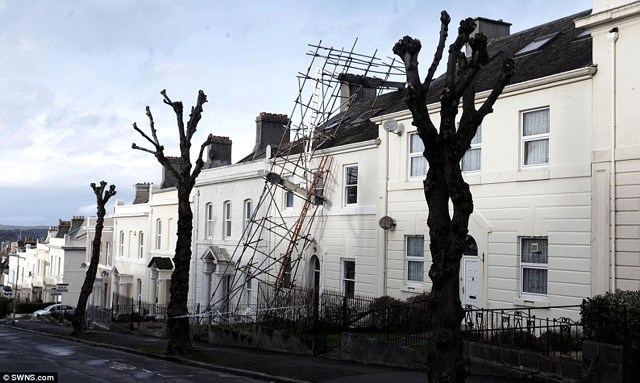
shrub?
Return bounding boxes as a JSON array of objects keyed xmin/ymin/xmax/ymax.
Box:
[
  {"xmin": 582, "ymin": 290, "xmax": 640, "ymax": 383},
  {"xmin": 580, "ymin": 289, "xmax": 640, "ymax": 348},
  {"xmin": 0, "ymin": 297, "xmax": 11, "ymax": 317}
]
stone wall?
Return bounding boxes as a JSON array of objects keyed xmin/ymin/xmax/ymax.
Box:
[
  {"xmin": 208, "ymin": 324, "xmax": 314, "ymax": 355},
  {"xmin": 464, "ymin": 341, "xmax": 582, "ymax": 382},
  {"xmin": 581, "ymin": 340, "xmax": 624, "ymax": 383},
  {"xmin": 339, "ymin": 333, "xmax": 427, "ymax": 369}
]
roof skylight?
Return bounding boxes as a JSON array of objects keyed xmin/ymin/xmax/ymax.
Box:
[
  {"xmin": 515, "ymin": 32, "xmax": 559, "ymax": 57},
  {"xmin": 575, "ymin": 29, "xmax": 591, "ymax": 41}
]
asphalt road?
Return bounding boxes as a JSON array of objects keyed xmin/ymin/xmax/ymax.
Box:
[{"xmin": 0, "ymin": 326, "xmax": 266, "ymax": 383}]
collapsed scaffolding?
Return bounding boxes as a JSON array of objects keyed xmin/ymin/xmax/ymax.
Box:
[{"xmin": 207, "ymin": 40, "xmax": 406, "ymax": 319}]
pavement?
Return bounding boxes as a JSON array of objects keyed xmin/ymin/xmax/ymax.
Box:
[{"xmin": 0, "ymin": 317, "xmax": 523, "ymax": 383}]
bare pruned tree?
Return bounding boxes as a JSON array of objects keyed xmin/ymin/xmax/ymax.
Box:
[
  {"xmin": 393, "ymin": 12, "xmax": 515, "ymax": 382},
  {"xmin": 132, "ymin": 89, "xmax": 213, "ymax": 355},
  {"xmin": 72, "ymin": 181, "xmax": 117, "ymax": 336}
]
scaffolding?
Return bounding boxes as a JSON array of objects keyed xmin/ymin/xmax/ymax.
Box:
[{"xmin": 207, "ymin": 40, "xmax": 405, "ymax": 317}]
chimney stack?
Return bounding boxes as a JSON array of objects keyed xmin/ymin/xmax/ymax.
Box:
[
  {"xmin": 133, "ymin": 183, "xmax": 151, "ymax": 204},
  {"xmin": 70, "ymin": 216, "xmax": 85, "ymax": 233},
  {"xmin": 205, "ymin": 136, "xmax": 232, "ymax": 169},
  {"xmin": 55, "ymin": 220, "xmax": 71, "ymax": 238},
  {"xmin": 466, "ymin": 17, "xmax": 511, "ymax": 56},
  {"xmin": 252, "ymin": 113, "xmax": 289, "ymax": 160},
  {"xmin": 161, "ymin": 157, "xmax": 182, "ymax": 189}
]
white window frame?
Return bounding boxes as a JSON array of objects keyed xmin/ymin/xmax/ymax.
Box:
[
  {"xmin": 243, "ymin": 199, "xmax": 253, "ymax": 230},
  {"xmin": 520, "ymin": 237, "xmax": 548, "ymax": 297},
  {"xmin": 461, "ymin": 125, "xmax": 482, "ymax": 172},
  {"xmin": 245, "ymin": 273, "xmax": 253, "ymax": 306},
  {"xmin": 205, "ymin": 202, "xmax": 214, "ymax": 239},
  {"xmin": 406, "ymin": 235, "xmax": 425, "ymax": 284},
  {"xmin": 223, "ymin": 201, "xmax": 232, "ymax": 238},
  {"xmin": 343, "ymin": 164, "xmax": 358, "ymax": 206},
  {"xmin": 315, "ymin": 174, "xmax": 325, "ymax": 206},
  {"xmin": 105, "ymin": 242, "xmax": 111, "ymax": 266},
  {"xmin": 409, "ymin": 132, "xmax": 427, "ymax": 178},
  {"xmin": 155, "ymin": 219, "xmax": 162, "ymax": 250},
  {"xmin": 284, "ymin": 176, "xmax": 294, "ymax": 209},
  {"xmin": 521, "ymin": 108, "xmax": 550, "ymax": 167},
  {"xmin": 138, "ymin": 232, "xmax": 144, "ymax": 259},
  {"xmin": 119, "ymin": 231, "xmax": 125, "ymax": 256},
  {"xmin": 342, "ymin": 259, "xmax": 355, "ymax": 298}
]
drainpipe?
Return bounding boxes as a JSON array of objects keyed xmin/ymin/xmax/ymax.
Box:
[
  {"xmin": 383, "ymin": 129, "xmax": 390, "ymax": 296},
  {"xmin": 192, "ymin": 189, "xmax": 200, "ymax": 307},
  {"xmin": 607, "ymin": 27, "xmax": 618, "ymax": 291}
]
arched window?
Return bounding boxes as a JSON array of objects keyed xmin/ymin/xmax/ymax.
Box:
[
  {"xmin": 119, "ymin": 231, "xmax": 125, "ymax": 256},
  {"xmin": 155, "ymin": 219, "xmax": 162, "ymax": 250},
  {"xmin": 243, "ymin": 199, "xmax": 253, "ymax": 231},
  {"xmin": 138, "ymin": 232, "xmax": 144, "ymax": 258},
  {"xmin": 205, "ymin": 203, "xmax": 214, "ymax": 239},
  {"xmin": 223, "ymin": 201, "xmax": 232, "ymax": 238}
]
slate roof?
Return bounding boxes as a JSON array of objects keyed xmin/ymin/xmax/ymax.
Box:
[
  {"xmin": 147, "ymin": 256, "xmax": 174, "ymax": 270},
  {"xmin": 302, "ymin": 9, "xmax": 593, "ymax": 152},
  {"xmin": 201, "ymin": 245, "xmax": 232, "ymax": 263}
]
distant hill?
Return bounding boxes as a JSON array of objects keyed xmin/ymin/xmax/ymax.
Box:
[{"xmin": 0, "ymin": 225, "xmax": 49, "ymax": 243}]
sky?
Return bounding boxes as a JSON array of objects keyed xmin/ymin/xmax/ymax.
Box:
[{"xmin": 0, "ymin": 0, "xmax": 592, "ymax": 226}]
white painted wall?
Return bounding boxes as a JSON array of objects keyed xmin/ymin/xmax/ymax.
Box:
[{"xmin": 378, "ymin": 67, "xmax": 595, "ymax": 320}]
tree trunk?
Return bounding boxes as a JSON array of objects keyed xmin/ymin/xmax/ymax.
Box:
[
  {"xmin": 132, "ymin": 89, "xmax": 213, "ymax": 355},
  {"xmin": 424, "ymin": 158, "xmax": 471, "ymax": 383},
  {"xmin": 72, "ymin": 182, "xmax": 116, "ymax": 336},
  {"xmin": 166, "ymin": 185, "xmax": 194, "ymax": 354}
]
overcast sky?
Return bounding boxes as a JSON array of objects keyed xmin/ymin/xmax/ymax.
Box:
[{"xmin": 0, "ymin": 0, "xmax": 592, "ymax": 226}]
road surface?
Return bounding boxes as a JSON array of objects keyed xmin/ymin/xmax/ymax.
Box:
[{"xmin": 0, "ymin": 326, "xmax": 266, "ymax": 383}]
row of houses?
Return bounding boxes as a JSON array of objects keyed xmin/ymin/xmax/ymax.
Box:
[{"xmin": 4, "ymin": 0, "xmax": 639, "ymax": 322}]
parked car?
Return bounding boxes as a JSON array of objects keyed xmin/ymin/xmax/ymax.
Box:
[{"xmin": 32, "ymin": 304, "xmax": 75, "ymax": 319}]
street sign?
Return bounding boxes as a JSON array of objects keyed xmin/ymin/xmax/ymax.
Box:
[{"xmin": 55, "ymin": 283, "xmax": 68, "ymax": 293}]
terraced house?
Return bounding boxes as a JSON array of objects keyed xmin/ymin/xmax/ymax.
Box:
[{"xmin": 64, "ymin": 0, "xmax": 640, "ymax": 323}]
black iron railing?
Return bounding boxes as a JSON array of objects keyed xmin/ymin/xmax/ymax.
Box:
[
  {"xmin": 462, "ymin": 305, "xmax": 583, "ymax": 360},
  {"xmin": 222, "ymin": 284, "xmax": 585, "ymax": 358}
]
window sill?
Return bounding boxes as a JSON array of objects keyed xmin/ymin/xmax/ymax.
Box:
[
  {"xmin": 513, "ymin": 297, "xmax": 550, "ymax": 308},
  {"xmin": 401, "ymin": 284, "xmax": 427, "ymax": 294},
  {"xmin": 516, "ymin": 167, "xmax": 550, "ymax": 182}
]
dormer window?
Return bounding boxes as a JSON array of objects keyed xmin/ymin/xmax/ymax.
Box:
[{"xmin": 514, "ymin": 32, "xmax": 559, "ymax": 57}]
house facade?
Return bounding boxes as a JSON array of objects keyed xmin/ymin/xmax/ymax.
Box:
[
  {"xmin": 70, "ymin": 0, "xmax": 640, "ymax": 322},
  {"xmin": 82, "ymin": 215, "xmax": 115, "ymax": 309},
  {"xmin": 367, "ymin": 1, "xmax": 640, "ymax": 320},
  {"xmin": 48, "ymin": 217, "xmax": 87, "ymax": 306}
]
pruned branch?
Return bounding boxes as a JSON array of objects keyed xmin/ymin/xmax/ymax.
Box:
[
  {"xmin": 132, "ymin": 89, "xmax": 210, "ymax": 186},
  {"xmin": 146, "ymin": 106, "xmax": 161, "ymax": 147},
  {"xmin": 393, "ymin": 36, "xmax": 438, "ymax": 141},
  {"xmin": 191, "ymin": 133, "xmax": 215, "ymax": 183},
  {"xmin": 131, "ymin": 143, "xmax": 158, "ymax": 155},
  {"xmin": 453, "ymin": 34, "xmax": 488, "ymax": 99},
  {"xmin": 445, "ymin": 18, "xmax": 476, "ymax": 92},
  {"xmin": 186, "ymin": 90, "xmax": 208, "ymax": 140},
  {"xmin": 477, "ymin": 58, "xmax": 515, "ymax": 118},
  {"xmin": 161, "ymin": 89, "xmax": 186, "ymax": 143},
  {"xmin": 456, "ymin": 57, "xmax": 515, "ymax": 158},
  {"xmin": 132, "ymin": 122, "xmax": 157, "ymax": 148},
  {"xmin": 424, "ymin": 11, "xmax": 450, "ymax": 91},
  {"xmin": 90, "ymin": 181, "xmax": 117, "ymax": 204}
]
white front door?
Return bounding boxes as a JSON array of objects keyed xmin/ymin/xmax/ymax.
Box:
[{"xmin": 461, "ymin": 257, "xmax": 479, "ymax": 307}]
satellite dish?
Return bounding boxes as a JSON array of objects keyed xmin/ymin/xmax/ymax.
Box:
[
  {"xmin": 383, "ymin": 119, "xmax": 398, "ymax": 133},
  {"xmin": 378, "ymin": 216, "xmax": 396, "ymax": 230}
]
